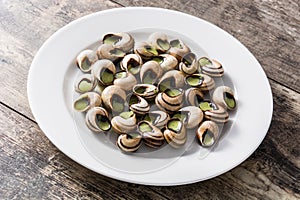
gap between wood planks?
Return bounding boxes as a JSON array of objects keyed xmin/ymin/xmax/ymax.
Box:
[
  {"xmin": 110, "ymin": 0, "xmax": 126, "ymax": 7},
  {"xmin": 0, "ymin": 101, "xmax": 36, "ymax": 124}
]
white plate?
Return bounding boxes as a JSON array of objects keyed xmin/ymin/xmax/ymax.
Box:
[{"xmin": 27, "ymin": 7, "xmax": 273, "ymax": 186}]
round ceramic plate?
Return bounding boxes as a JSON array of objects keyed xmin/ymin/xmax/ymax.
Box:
[{"xmin": 27, "ymin": 7, "xmax": 273, "ymax": 186}]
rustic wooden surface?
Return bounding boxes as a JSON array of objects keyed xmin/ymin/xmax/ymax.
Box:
[{"xmin": 0, "ymin": 0, "xmax": 299, "ymax": 199}]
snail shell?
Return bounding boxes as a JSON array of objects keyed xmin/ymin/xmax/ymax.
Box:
[
  {"xmin": 138, "ymin": 121, "xmax": 164, "ymax": 148},
  {"xmin": 163, "ymin": 118, "xmax": 187, "ymax": 148},
  {"xmin": 148, "ymin": 32, "xmax": 170, "ymax": 53},
  {"xmin": 140, "ymin": 61, "xmax": 163, "ymax": 84},
  {"xmin": 117, "ymin": 132, "xmax": 142, "ymax": 152},
  {"xmin": 155, "ymin": 88, "xmax": 184, "ymax": 113},
  {"xmin": 76, "ymin": 49, "xmax": 98, "ymax": 72},
  {"xmin": 73, "ymin": 92, "xmax": 102, "ymax": 112},
  {"xmin": 212, "ymin": 86, "xmax": 236, "ymax": 110},
  {"xmin": 152, "ymin": 54, "xmax": 178, "ymax": 72},
  {"xmin": 198, "ymin": 57, "xmax": 224, "ymax": 77},
  {"xmin": 173, "ymin": 106, "xmax": 203, "ymax": 129},
  {"xmin": 120, "ymin": 54, "xmax": 143, "ymax": 75},
  {"xmin": 143, "ymin": 110, "xmax": 170, "ymax": 128},
  {"xmin": 179, "ymin": 52, "xmax": 198, "ymax": 75},
  {"xmin": 74, "ymin": 74, "xmax": 97, "ymax": 94},
  {"xmin": 196, "ymin": 121, "xmax": 219, "ymax": 147},
  {"xmin": 158, "ymin": 70, "xmax": 185, "ymax": 92},
  {"xmin": 85, "ymin": 107, "xmax": 111, "ymax": 132},
  {"xmin": 101, "ymin": 85, "xmax": 126, "ymax": 113},
  {"xmin": 97, "ymin": 44, "xmax": 126, "ymax": 62},
  {"xmin": 102, "ymin": 32, "xmax": 134, "ymax": 53},
  {"xmin": 111, "ymin": 111, "xmax": 137, "ymax": 134},
  {"xmin": 168, "ymin": 39, "xmax": 191, "ymax": 61},
  {"xmin": 91, "ymin": 59, "xmax": 116, "ymax": 86},
  {"xmin": 133, "ymin": 84, "xmax": 158, "ymax": 101},
  {"xmin": 199, "ymin": 101, "xmax": 229, "ymax": 123},
  {"xmin": 113, "ymin": 71, "xmax": 137, "ymax": 91},
  {"xmin": 184, "ymin": 88, "xmax": 204, "ymax": 107},
  {"xmin": 185, "ymin": 74, "xmax": 215, "ymax": 92},
  {"xmin": 134, "ymin": 42, "xmax": 159, "ymax": 60},
  {"xmin": 127, "ymin": 93, "xmax": 150, "ymax": 115}
]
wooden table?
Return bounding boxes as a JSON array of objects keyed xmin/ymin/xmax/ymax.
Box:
[{"xmin": 1, "ymin": 0, "xmax": 299, "ymax": 199}]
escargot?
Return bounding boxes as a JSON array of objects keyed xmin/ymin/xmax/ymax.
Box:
[
  {"xmin": 73, "ymin": 92, "xmax": 102, "ymax": 112},
  {"xmin": 185, "ymin": 74, "xmax": 215, "ymax": 92},
  {"xmin": 196, "ymin": 121, "xmax": 219, "ymax": 147},
  {"xmin": 117, "ymin": 132, "xmax": 142, "ymax": 152},
  {"xmin": 134, "ymin": 42, "xmax": 159, "ymax": 60},
  {"xmin": 142, "ymin": 110, "xmax": 170, "ymax": 128},
  {"xmin": 138, "ymin": 121, "xmax": 165, "ymax": 148},
  {"xmin": 155, "ymin": 88, "xmax": 184, "ymax": 113},
  {"xmin": 101, "ymin": 85, "xmax": 126, "ymax": 113},
  {"xmin": 163, "ymin": 118, "xmax": 187, "ymax": 148},
  {"xmin": 91, "ymin": 59, "xmax": 116, "ymax": 86},
  {"xmin": 76, "ymin": 49, "xmax": 98, "ymax": 72},
  {"xmin": 212, "ymin": 86, "xmax": 236, "ymax": 110},
  {"xmin": 158, "ymin": 70, "xmax": 185, "ymax": 92},
  {"xmin": 127, "ymin": 93, "xmax": 150, "ymax": 115},
  {"xmin": 111, "ymin": 111, "xmax": 137, "ymax": 134},
  {"xmin": 179, "ymin": 53, "xmax": 198, "ymax": 75},
  {"xmin": 102, "ymin": 32, "xmax": 135, "ymax": 53},
  {"xmin": 168, "ymin": 39, "xmax": 190, "ymax": 61},
  {"xmin": 97, "ymin": 44, "xmax": 126, "ymax": 61},
  {"xmin": 152, "ymin": 54, "xmax": 178, "ymax": 72},
  {"xmin": 133, "ymin": 84, "xmax": 158, "ymax": 100},
  {"xmin": 120, "ymin": 54, "xmax": 143, "ymax": 75},
  {"xmin": 148, "ymin": 32, "xmax": 170, "ymax": 53},
  {"xmin": 85, "ymin": 107, "xmax": 111, "ymax": 132},
  {"xmin": 74, "ymin": 74, "xmax": 97, "ymax": 94},
  {"xmin": 140, "ymin": 61, "xmax": 163, "ymax": 84},
  {"xmin": 199, "ymin": 100, "xmax": 229, "ymax": 123},
  {"xmin": 113, "ymin": 71, "xmax": 137, "ymax": 91},
  {"xmin": 198, "ymin": 57, "xmax": 224, "ymax": 77},
  {"xmin": 173, "ymin": 106, "xmax": 203, "ymax": 129}
]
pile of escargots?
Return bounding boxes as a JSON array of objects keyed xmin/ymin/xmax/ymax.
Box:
[{"xmin": 73, "ymin": 32, "xmax": 237, "ymax": 153}]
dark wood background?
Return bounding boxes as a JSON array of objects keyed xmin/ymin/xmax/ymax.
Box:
[{"xmin": 1, "ymin": 0, "xmax": 299, "ymax": 199}]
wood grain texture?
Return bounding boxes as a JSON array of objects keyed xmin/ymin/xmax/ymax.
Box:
[
  {"xmin": 0, "ymin": 104, "xmax": 167, "ymax": 199},
  {"xmin": 113, "ymin": 0, "xmax": 300, "ymax": 92},
  {"xmin": 0, "ymin": 0, "xmax": 299, "ymax": 199},
  {"xmin": 0, "ymin": 80, "xmax": 299, "ymax": 199},
  {"xmin": 0, "ymin": 0, "xmax": 120, "ymax": 120}
]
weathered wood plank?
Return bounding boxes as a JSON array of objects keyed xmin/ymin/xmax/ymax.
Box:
[
  {"xmin": 0, "ymin": 103, "xmax": 167, "ymax": 199},
  {"xmin": 0, "ymin": 0, "xmax": 121, "ymax": 120},
  {"xmin": 0, "ymin": 79, "xmax": 299, "ymax": 199},
  {"xmin": 113, "ymin": 0, "xmax": 300, "ymax": 92}
]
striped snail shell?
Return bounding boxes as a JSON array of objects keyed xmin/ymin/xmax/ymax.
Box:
[
  {"xmin": 138, "ymin": 121, "xmax": 164, "ymax": 148},
  {"xmin": 111, "ymin": 111, "xmax": 137, "ymax": 134},
  {"xmin": 198, "ymin": 57, "xmax": 224, "ymax": 77},
  {"xmin": 196, "ymin": 121, "xmax": 219, "ymax": 147},
  {"xmin": 199, "ymin": 100, "xmax": 229, "ymax": 123},
  {"xmin": 163, "ymin": 118, "xmax": 187, "ymax": 148},
  {"xmin": 85, "ymin": 107, "xmax": 111, "ymax": 132},
  {"xmin": 116, "ymin": 132, "xmax": 142, "ymax": 152},
  {"xmin": 155, "ymin": 88, "xmax": 184, "ymax": 113},
  {"xmin": 127, "ymin": 93, "xmax": 150, "ymax": 115},
  {"xmin": 212, "ymin": 86, "xmax": 236, "ymax": 110},
  {"xmin": 73, "ymin": 92, "xmax": 102, "ymax": 112}
]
